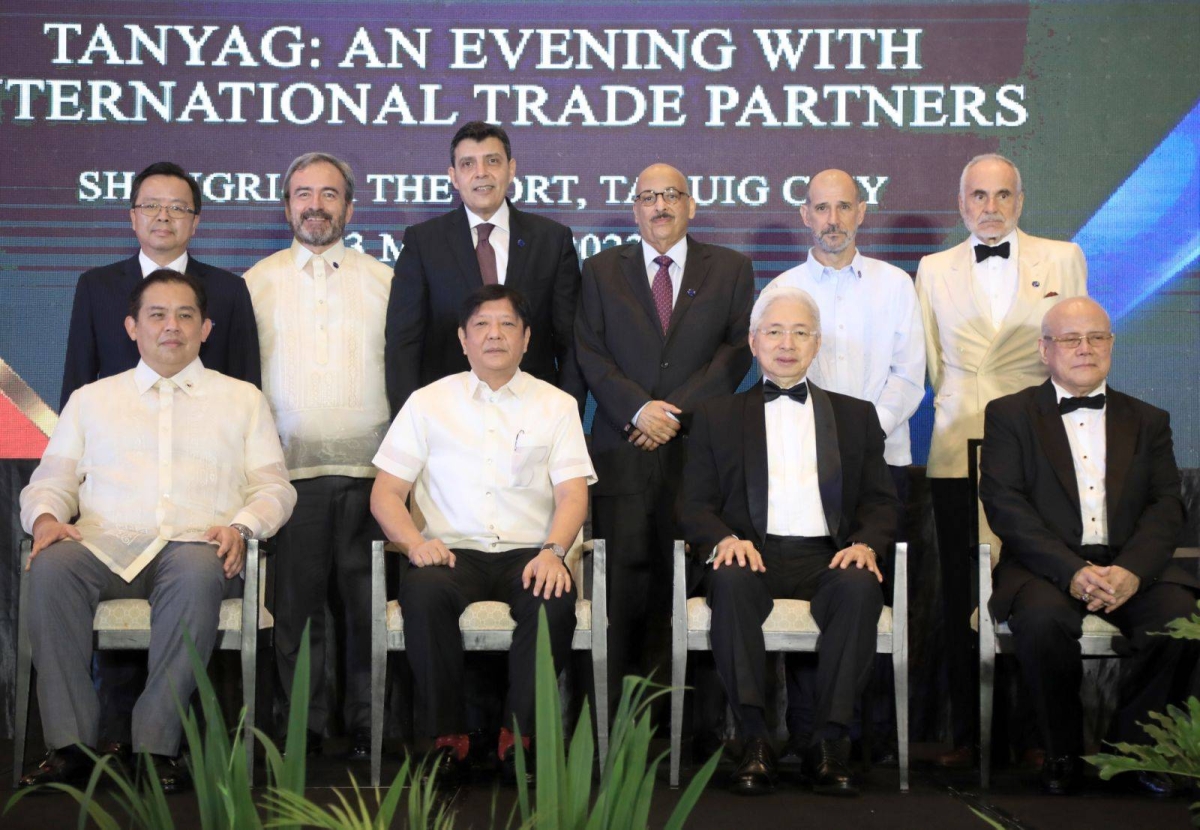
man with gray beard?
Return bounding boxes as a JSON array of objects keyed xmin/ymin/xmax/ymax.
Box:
[{"xmin": 244, "ymin": 153, "xmax": 393, "ymax": 759}]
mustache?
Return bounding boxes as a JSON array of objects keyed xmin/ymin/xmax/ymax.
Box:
[
  {"xmin": 300, "ymin": 209, "xmax": 333, "ymax": 222},
  {"xmin": 820, "ymin": 226, "xmax": 845, "ymax": 236},
  {"xmin": 653, "ymin": 210, "xmax": 674, "ymax": 221}
]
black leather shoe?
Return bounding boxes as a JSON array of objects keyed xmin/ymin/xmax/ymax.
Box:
[
  {"xmin": 1040, "ymin": 754, "xmax": 1082, "ymax": 796},
  {"xmin": 17, "ymin": 746, "xmax": 94, "ymax": 791},
  {"xmin": 98, "ymin": 741, "xmax": 134, "ymax": 777},
  {"xmin": 729, "ymin": 737, "xmax": 777, "ymax": 796},
  {"xmin": 347, "ymin": 730, "xmax": 371, "ymax": 762},
  {"xmin": 499, "ymin": 744, "xmax": 535, "ymax": 788},
  {"xmin": 1123, "ymin": 770, "xmax": 1176, "ymax": 798},
  {"xmin": 139, "ymin": 753, "xmax": 191, "ymax": 795},
  {"xmin": 423, "ymin": 747, "xmax": 470, "ymax": 789},
  {"xmin": 805, "ymin": 738, "xmax": 858, "ymax": 797}
]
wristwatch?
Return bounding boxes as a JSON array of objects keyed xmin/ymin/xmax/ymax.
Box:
[
  {"xmin": 230, "ymin": 523, "xmax": 253, "ymax": 544},
  {"xmin": 540, "ymin": 542, "xmax": 566, "ymax": 559}
]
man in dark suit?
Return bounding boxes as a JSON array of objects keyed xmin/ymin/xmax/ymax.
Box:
[
  {"xmin": 981, "ymin": 296, "xmax": 1199, "ymax": 795},
  {"xmin": 386, "ymin": 121, "xmax": 584, "ymax": 414},
  {"xmin": 60, "ymin": 161, "xmax": 260, "ymax": 407},
  {"xmin": 678, "ymin": 285, "xmax": 900, "ymax": 796},
  {"xmin": 576, "ymin": 162, "xmax": 755, "ymax": 705},
  {"xmin": 56, "ymin": 161, "xmax": 260, "ymax": 760}
]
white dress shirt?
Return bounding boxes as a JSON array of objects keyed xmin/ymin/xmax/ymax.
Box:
[
  {"xmin": 373, "ymin": 370, "xmax": 597, "ymax": 553},
  {"xmin": 465, "ymin": 200, "xmax": 511, "ymax": 284},
  {"xmin": 970, "ymin": 230, "xmax": 1019, "ymax": 329},
  {"xmin": 768, "ymin": 250, "xmax": 926, "ymax": 465},
  {"xmin": 139, "ymin": 250, "xmax": 189, "ymax": 277},
  {"xmin": 640, "ymin": 237, "xmax": 687, "ymax": 306},
  {"xmin": 764, "ymin": 377, "xmax": 830, "ymax": 537},
  {"xmin": 1054, "ymin": 380, "xmax": 1108, "ymax": 545},
  {"xmin": 20, "ymin": 358, "xmax": 297, "ymax": 581},
  {"xmin": 245, "ymin": 239, "xmax": 392, "ymax": 481}
]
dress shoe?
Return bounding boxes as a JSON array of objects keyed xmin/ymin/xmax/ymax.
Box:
[
  {"xmin": 805, "ymin": 738, "xmax": 858, "ymax": 797},
  {"xmin": 1120, "ymin": 770, "xmax": 1176, "ymax": 798},
  {"xmin": 18, "ymin": 746, "xmax": 94, "ymax": 791},
  {"xmin": 1040, "ymin": 754, "xmax": 1082, "ymax": 796},
  {"xmin": 423, "ymin": 746, "xmax": 470, "ymax": 789},
  {"xmin": 139, "ymin": 753, "xmax": 192, "ymax": 795},
  {"xmin": 98, "ymin": 741, "xmax": 134, "ymax": 776},
  {"xmin": 729, "ymin": 737, "xmax": 778, "ymax": 796},
  {"xmin": 347, "ymin": 730, "xmax": 371, "ymax": 762},
  {"xmin": 499, "ymin": 744, "xmax": 535, "ymax": 787},
  {"xmin": 934, "ymin": 745, "xmax": 975, "ymax": 768}
]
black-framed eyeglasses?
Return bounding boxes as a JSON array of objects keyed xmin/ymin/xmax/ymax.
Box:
[
  {"xmin": 134, "ymin": 203, "xmax": 197, "ymax": 218},
  {"xmin": 1043, "ymin": 332, "xmax": 1115, "ymax": 349},
  {"xmin": 634, "ymin": 188, "xmax": 689, "ymax": 206}
]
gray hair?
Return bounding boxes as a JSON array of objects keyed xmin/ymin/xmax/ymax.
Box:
[
  {"xmin": 959, "ymin": 153, "xmax": 1023, "ymax": 198},
  {"xmin": 750, "ymin": 285, "xmax": 821, "ymax": 334},
  {"xmin": 282, "ymin": 152, "xmax": 356, "ymax": 203}
]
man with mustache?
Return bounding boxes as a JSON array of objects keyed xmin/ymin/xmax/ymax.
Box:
[
  {"xmin": 244, "ymin": 153, "xmax": 393, "ymax": 760},
  {"xmin": 766, "ymin": 168, "xmax": 924, "ymax": 764},
  {"xmin": 386, "ymin": 121, "xmax": 584, "ymax": 416},
  {"xmin": 576, "ymin": 162, "xmax": 755, "ymax": 708},
  {"xmin": 915, "ymin": 153, "xmax": 1087, "ymax": 767}
]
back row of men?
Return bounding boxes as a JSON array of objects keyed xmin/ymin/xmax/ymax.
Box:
[{"xmin": 20, "ymin": 120, "xmax": 1193, "ymax": 798}]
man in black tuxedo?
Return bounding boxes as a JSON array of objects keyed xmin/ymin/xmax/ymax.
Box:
[
  {"xmin": 385, "ymin": 121, "xmax": 584, "ymax": 414},
  {"xmin": 60, "ymin": 161, "xmax": 260, "ymax": 408},
  {"xmin": 56, "ymin": 161, "xmax": 260, "ymax": 760},
  {"xmin": 576, "ymin": 162, "xmax": 755, "ymax": 704},
  {"xmin": 678, "ymin": 286, "xmax": 900, "ymax": 796},
  {"xmin": 981, "ymin": 296, "xmax": 1199, "ymax": 795}
]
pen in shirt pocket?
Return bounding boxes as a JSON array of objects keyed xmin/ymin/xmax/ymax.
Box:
[{"xmin": 514, "ymin": 429, "xmax": 525, "ymax": 450}]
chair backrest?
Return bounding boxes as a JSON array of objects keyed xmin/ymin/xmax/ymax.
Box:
[{"xmin": 968, "ymin": 438, "xmax": 1002, "ymax": 571}]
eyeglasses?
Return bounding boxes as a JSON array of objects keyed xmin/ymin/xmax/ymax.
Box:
[
  {"xmin": 760, "ymin": 328, "xmax": 818, "ymax": 343},
  {"xmin": 1043, "ymin": 332, "xmax": 1115, "ymax": 349},
  {"xmin": 634, "ymin": 188, "xmax": 689, "ymax": 206},
  {"xmin": 134, "ymin": 203, "xmax": 197, "ymax": 218}
]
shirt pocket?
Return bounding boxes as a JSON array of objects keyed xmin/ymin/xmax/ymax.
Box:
[{"xmin": 510, "ymin": 445, "xmax": 550, "ymax": 488}]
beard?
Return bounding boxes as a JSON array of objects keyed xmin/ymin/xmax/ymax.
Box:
[
  {"xmin": 813, "ymin": 226, "xmax": 855, "ymax": 255},
  {"xmin": 291, "ymin": 208, "xmax": 346, "ymax": 247}
]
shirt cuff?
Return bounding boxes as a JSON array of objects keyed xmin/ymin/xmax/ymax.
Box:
[
  {"xmin": 631, "ymin": 401, "xmax": 652, "ymax": 429},
  {"xmin": 705, "ymin": 535, "xmax": 738, "ymax": 565},
  {"xmin": 875, "ymin": 405, "xmax": 899, "ymax": 438}
]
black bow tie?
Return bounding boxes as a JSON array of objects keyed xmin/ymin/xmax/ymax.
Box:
[
  {"xmin": 763, "ymin": 379, "xmax": 808, "ymax": 404},
  {"xmin": 1059, "ymin": 394, "xmax": 1105, "ymax": 415},
  {"xmin": 974, "ymin": 241, "xmax": 1011, "ymax": 262}
]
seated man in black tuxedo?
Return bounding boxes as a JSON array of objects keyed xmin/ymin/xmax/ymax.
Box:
[
  {"xmin": 980, "ymin": 296, "xmax": 1199, "ymax": 795},
  {"xmin": 677, "ymin": 285, "xmax": 900, "ymax": 796}
]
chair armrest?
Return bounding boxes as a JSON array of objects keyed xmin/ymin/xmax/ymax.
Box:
[
  {"xmin": 892, "ymin": 541, "xmax": 908, "ymax": 619},
  {"xmin": 978, "ymin": 543, "xmax": 994, "ymax": 630},
  {"xmin": 1173, "ymin": 547, "xmax": 1200, "ymax": 559},
  {"xmin": 672, "ymin": 540, "xmax": 687, "ymax": 633}
]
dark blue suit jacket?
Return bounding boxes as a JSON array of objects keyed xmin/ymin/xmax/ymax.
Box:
[{"xmin": 59, "ymin": 254, "xmax": 261, "ymax": 408}]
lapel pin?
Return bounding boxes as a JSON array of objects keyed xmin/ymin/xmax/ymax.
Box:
[
  {"xmin": 1031, "ymin": 280, "xmax": 1040, "ymax": 288},
  {"xmin": 517, "ymin": 239, "xmax": 526, "ymax": 247},
  {"xmin": 687, "ymin": 288, "xmax": 696, "ymax": 297}
]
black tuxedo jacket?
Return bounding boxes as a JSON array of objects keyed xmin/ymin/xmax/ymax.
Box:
[
  {"xmin": 385, "ymin": 201, "xmax": 584, "ymax": 414},
  {"xmin": 576, "ymin": 236, "xmax": 755, "ymax": 496},
  {"xmin": 677, "ymin": 382, "xmax": 900, "ymax": 560},
  {"xmin": 59, "ymin": 254, "xmax": 261, "ymax": 408},
  {"xmin": 980, "ymin": 379, "xmax": 1196, "ymax": 621}
]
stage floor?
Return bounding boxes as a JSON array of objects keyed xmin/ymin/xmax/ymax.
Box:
[{"xmin": 1, "ymin": 739, "xmax": 1192, "ymax": 829}]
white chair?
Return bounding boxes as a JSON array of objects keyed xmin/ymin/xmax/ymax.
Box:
[
  {"xmin": 668, "ymin": 540, "xmax": 910, "ymax": 790},
  {"xmin": 368, "ymin": 538, "xmax": 609, "ymax": 787},
  {"xmin": 13, "ymin": 539, "xmax": 271, "ymax": 786}
]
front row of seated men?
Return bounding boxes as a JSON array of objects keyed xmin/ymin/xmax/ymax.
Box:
[{"xmin": 17, "ymin": 271, "xmax": 1196, "ymax": 798}]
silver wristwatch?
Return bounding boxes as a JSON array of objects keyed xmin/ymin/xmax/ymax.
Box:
[
  {"xmin": 540, "ymin": 542, "xmax": 566, "ymax": 559},
  {"xmin": 230, "ymin": 523, "xmax": 253, "ymax": 544}
]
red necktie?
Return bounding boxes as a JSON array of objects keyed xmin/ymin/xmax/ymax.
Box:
[
  {"xmin": 651, "ymin": 255, "xmax": 674, "ymax": 334},
  {"xmin": 476, "ymin": 223, "xmax": 498, "ymax": 285}
]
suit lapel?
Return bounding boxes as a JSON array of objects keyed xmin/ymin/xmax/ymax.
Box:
[
  {"xmin": 448, "ymin": 206, "xmax": 483, "ymax": 287},
  {"xmin": 1032, "ymin": 381, "xmax": 1081, "ymax": 514},
  {"xmin": 1104, "ymin": 389, "xmax": 1136, "ymax": 521},
  {"xmin": 990, "ymin": 230, "xmax": 1043, "ymax": 354},
  {"xmin": 743, "ymin": 384, "xmax": 769, "ymax": 543},
  {"xmin": 620, "ymin": 243, "xmax": 665, "ymax": 340},
  {"xmin": 504, "ymin": 201, "xmax": 528, "ymax": 290},
  {"xmin": 945, "ymin": 241, "xmax": 996, "ymax": 342},
  {"xmin": 810, "ymin": 383, "xmax": 843, "ymax": 538},
  {"xmin": 664, "ymin": 236, "xmax": 712, "ymax": 345}
]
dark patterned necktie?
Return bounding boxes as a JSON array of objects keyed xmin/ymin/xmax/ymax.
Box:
[
  {"xmin": 651, "ymin": 255, "xmax": 673, "ymax": 334},
  {"xmin": 476, "ymin": 222, "xmax": 498, "ymax": 285}
]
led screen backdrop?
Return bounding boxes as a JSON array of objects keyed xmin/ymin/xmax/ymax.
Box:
[{"xmin": 1, "ymin": 1, "xmax": 1197, "ymax": 463}]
